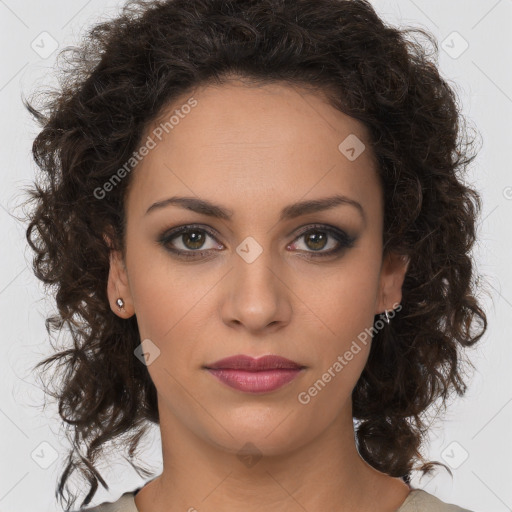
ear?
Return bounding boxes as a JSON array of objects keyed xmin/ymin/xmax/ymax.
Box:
[
  {"xmin": 104, "ymin": 233, "xmax": 135, "ymax": 319},
  {"xmin": 375, "ymin": 251, "xmax": 410, "ymax": 315}
]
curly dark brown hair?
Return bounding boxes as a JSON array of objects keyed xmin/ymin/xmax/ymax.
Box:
[{"xmin": 21, "ymin": 0, "xmax": 488, "ymax": 509}]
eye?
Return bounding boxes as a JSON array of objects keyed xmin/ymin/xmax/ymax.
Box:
[
  {"xmin": 287, "ymin": 224, "xmax": 356, "ymax": 258},
  {"xmin": 158, "ymin": 225, "xmax": 223, "ymax": 258}
]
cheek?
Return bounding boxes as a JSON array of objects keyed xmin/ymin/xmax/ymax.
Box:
[
  {"xmin": 126, "ymin": 236, "xmax": 196, "ymax": 332},
  {"xmin": 126, "ymin": 242, "xmax": 220, "ymax": 376},
  {"xmin": 295, "ymin": 249, "xmax": 381, "ymax": 383},
  {"xmin": 299, "ymin": 250, "xmax": 381, "ymax": 337}
]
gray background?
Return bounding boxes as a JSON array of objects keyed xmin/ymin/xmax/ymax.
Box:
[{"xmin": 0, "ymin": 1, "xmax": 510, "ymax": 511}]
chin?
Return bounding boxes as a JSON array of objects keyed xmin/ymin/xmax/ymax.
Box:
[{"xmin": 202, "ymin": 413, "xmax": 312, "ymax": 458}]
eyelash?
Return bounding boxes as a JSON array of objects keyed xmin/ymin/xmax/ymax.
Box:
[{"xmin": 158, "ymin": 223, "xmax": 357, "ymax": 260}]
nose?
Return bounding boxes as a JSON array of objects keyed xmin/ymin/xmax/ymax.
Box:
[{"xmin": 219, "ymin": 245, "xmax": 292, "ymax": 334}]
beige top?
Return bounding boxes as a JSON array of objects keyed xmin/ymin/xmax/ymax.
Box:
[{"xmin": 83, "ymin": 488, "xmax": 473, "ymax": 511}]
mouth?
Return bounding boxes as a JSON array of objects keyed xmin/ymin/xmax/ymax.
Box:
[{"xmin": 203, "ymin": 354, "xmax": 306, "ymax": 394}]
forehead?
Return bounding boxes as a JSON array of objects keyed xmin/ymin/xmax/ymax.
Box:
[{"xmin": 126, "ymin": 80, "xmax": 380, "ymax": 219}]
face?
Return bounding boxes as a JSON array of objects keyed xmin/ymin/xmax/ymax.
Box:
[{"xmin": 107, "ymin": 80, "xmax": 409, "ymax": 456}]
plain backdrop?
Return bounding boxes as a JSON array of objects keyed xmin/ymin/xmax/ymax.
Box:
[{"xmin": 0, "ymin": 1, "xmax": 511, "ymax": 511}]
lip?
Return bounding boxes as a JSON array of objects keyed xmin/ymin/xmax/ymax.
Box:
[
  {"xmin": 204, "ymin": 355, "xmax": 306, "ymax": 394},
  {"xmin": 205, "ymin": 354, "xmax": 304, "ymax": 371}
]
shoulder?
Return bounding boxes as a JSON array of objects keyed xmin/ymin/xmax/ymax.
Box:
[
  {"xmin": 76, "ymin": 492, "xmax": 138, "ymax": 512},
  {"xmin": 397, "ymin": 489, "xmax": 474, "ymax": 512}
]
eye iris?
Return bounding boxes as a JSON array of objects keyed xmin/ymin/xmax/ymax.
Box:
[
  {"xmin": 183, "ymin": 230, "xmax": 205, "ymax": 249},
  {"xmin": 305, "ymin": 231, "xmax": 327, "ymax": 251}
]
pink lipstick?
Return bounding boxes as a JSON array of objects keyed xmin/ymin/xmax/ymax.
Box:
[{"xmin": 204, "ymin": 354, "xmax": 305, "ymax": 393}]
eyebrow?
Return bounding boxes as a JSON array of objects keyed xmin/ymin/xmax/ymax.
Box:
[{"xmin": 145, "ymin": 194, "xmax": 366, "ymax": 225}]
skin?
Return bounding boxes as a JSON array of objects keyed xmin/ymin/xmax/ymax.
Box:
[{"xmin": 106, "ymin": 79, "xmax": 411, "ymax": 512}]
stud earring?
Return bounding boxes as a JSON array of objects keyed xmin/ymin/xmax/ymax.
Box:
[{"xmin": 116, "ymin": 298, "xmax": 125, "ymax": 310}]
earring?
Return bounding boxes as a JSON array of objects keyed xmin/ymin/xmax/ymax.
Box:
[
  {"xmin": 384, "ymin": 309, "xmax": 391, "ymax": 324},
  {"xmin": 116, "ymin": 298, "xmax": 125, "ymax": 310}
]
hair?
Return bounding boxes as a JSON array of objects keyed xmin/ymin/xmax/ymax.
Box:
[{"xmin": 21, "ymin": 0, "xmax": 488, "ymax": 509}]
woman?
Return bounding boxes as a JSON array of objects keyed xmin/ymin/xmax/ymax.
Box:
[{"xmin": 23, "ymin": 0, "xmax": 487, "ymax": 510}]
